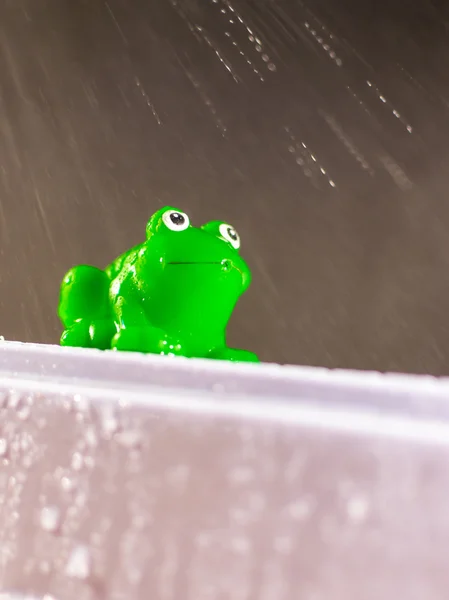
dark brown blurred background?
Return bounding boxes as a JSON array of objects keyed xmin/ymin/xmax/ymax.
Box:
[{"xmin": 1, "ymin": 0, "xmax": 449, "ymax": 372}]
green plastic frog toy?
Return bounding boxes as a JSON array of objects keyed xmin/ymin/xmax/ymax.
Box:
[{"xmin": 58, "ymin": 206, "xmax": 259, "ymax": 362}]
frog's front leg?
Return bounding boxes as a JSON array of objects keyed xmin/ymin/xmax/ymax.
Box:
[
  {"xmin": 209, "ymin": 347, "xmax": 260, "ymax": 363},
  {"xmin": 61, "ymin": 319, "xmax": 115, "ymax": 350},
  {"xmin": 110, "ymin": 284, "xmax": 183, "ymax": 356},
  {"xmin": 112, "ymin": 323, "xmax": 183, "ymax": 356}
]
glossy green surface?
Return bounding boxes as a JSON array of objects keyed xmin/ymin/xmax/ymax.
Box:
[{"xmin": 58, "ymin": 207, "xmax": 259, "ymax": 362}]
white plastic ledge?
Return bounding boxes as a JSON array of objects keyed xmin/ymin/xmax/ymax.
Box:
[{"xmin": 0, "ymin": 342, "xmax": 448, "ymax": 599}]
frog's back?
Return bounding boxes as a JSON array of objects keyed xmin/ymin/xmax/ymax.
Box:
[
  {"xmin": 59, "ymin": 243, "xmax": 142, "ymax": 329},
  {"xmin": 105, "ymin": 243, "xmax": 142, "ymax": 281}
]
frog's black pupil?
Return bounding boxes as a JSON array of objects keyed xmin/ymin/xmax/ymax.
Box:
[
  {"xmin": 170, "ymin": 212, "xmax": 185, "ymax": 226},
  {"xmin": 227, "ymin": 227, "xmax": 238, "ymax": 241}
]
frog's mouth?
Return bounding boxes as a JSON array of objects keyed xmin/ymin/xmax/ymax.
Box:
[{"xmin": 168, "ymin": 260, "xmax": 241, "ymax": 275}]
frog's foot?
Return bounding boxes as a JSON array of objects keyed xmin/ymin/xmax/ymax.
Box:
[
  {"xmin": 61, "ymin": 319, "xmax": 115, "ymax": 351},
  {"xmin": 209, "ymin": 347, "xmax": 260, "ymax": 363},
  {"xmin": 60, "ymin": 320, "xmax": 90, "ymax": 348},
  {"xmin": 112, "ymin": 326, "xmax": 183, "ymax": 356},
  {"xmin": 89, "ymin": 319, "xmax": 116, "ymax": 350}
]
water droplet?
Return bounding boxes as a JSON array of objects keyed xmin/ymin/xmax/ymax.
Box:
[
  {"xmin": 267, "ymin": 62, "xmax": 276, "ymax": 72},
  {"xmin": 228, "ymin": 466, "xmax": 254, "ymax": 484},
  {"xmin": 17, "ymin": 406, "xmax": 30, "ymax": 421},
  {"xmin": 21, "ymin": 434, "xmax": 32, "ymax": 451},
  {"xmin": 84, "ymin": 456, "xmax": 95, "ymax": 470},
  {"xmin": 71, "ymin": 452, "xmax": 84, "ymax": 471},
  {"xmin": 39, "ymin": 560, "xmax": 52, "ymax": 574},
  {"xmin": 65, "ymin": 545, "xmax": 91, "ymax": 580},
  {"xmin": 73, "ymin": 394, "xmax": 90, "ymax": 413},
  {"xmin": 274, "ymin": 536, "xmax": 293, "ymax": 554},
  {"xmin": 84, "ymin": 427, "xmax": 98, "ymax": 448},
  {"xmin": 288, "ymin": 499, "xmax": 312, "ymax": 520},
  {"xmin": 195, "ymin": 531, "xmax": 212, "ymax": 548},
  {"xmin": 8, "ymin": 391, "xmax": 21, "ymax": 409},
  {"xmin": 0, "ymin": 439, "xmax": 8, "ymax": 457},
  {"xmin": 22, "ymin": 454, "xmax": 34, "ymax": 469},
  {"xmin": 75, "ymin": 491, "xmax": 87, "ymax": 508},
  {"xmin": 165, "ymin": 464, "xmax": 190, "ymax": 487},
  {"xmin": 231, "ymin": 537, "xmax": 251, "ymax": 554},
  {"xmin": 60, "ymin": 475, "xmax": 75, "ymax": 492},
  {"xmin": 40, "ymin": 505, "xmax": 60, "ymax": 533},
  {"xmin": 347, "ymin": 495, "xmax": 369, "ymax": 523},
  {"xmin": 229, "ymin": 506, "xmax": 250, "ymax": 525},
  {"xmin": 115, "ymin": 430, "xmax": 141, "ymax": 448},
  {"xmin": 101, "ymin": 409, "xmax": 119, "ymax": 436}
]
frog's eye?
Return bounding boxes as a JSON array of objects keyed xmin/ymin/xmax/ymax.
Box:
[
  {"xmin": 162, "ymin": 209, "xmax": 190, "ymax": 232},
  {"xmin": 219, "ymin": 223, "xmax": 240, "ymax": 250}
]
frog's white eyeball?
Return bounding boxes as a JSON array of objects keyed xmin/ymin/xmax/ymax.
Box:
[
  {"xmin": 219, "ymin": 223, "xmax": 240, "ymax": 250},
  {"xmin": 162, "ymin": 210, "xmax": 190, "ymax": 231}
]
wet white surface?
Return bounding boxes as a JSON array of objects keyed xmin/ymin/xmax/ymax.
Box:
[{"xmin": 0, "ymin": 342, "xmax": 448, "ymax": 598}]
